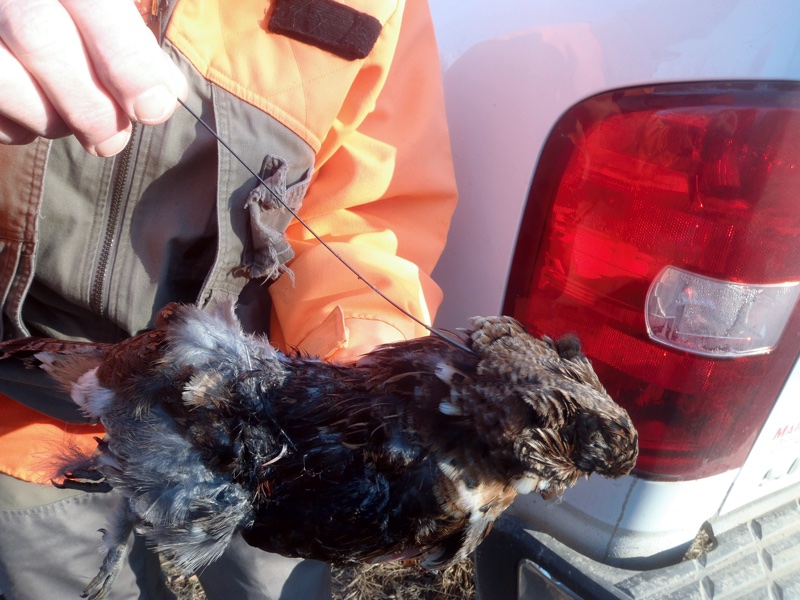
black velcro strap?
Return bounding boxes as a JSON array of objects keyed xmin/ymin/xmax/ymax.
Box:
[{"xmin": 268, "ymin": 0, "xmax": 382, "ymax": 61}]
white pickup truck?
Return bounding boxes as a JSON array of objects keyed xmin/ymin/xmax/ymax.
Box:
[{"xmin": 429, "ymin": 1, "xmax": 800, "ymax": 597}]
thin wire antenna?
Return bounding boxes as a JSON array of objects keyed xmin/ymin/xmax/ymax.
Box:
[{"xmin": 177, "ymin": 98, "xmax": 476, "ymax": 356}]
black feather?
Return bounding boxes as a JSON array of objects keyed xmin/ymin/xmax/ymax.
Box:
[{"xmin": 0, "ymin": 301, "xmax": 638, "ymax": 599}]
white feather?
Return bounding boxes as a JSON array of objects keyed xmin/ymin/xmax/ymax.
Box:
[
  {"xmin": 70, "ymin": 367, "xmax": 113, "ymax": 417},
  {"xmin": 512, "ymin": 476, "xmax": 545, "ymax": 495},
  {"xmin": 438, "ymin": 401, "xmax": 464, "ymax": 416}
]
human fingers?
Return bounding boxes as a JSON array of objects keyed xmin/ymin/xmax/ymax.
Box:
[
  {"xmin": 61, "ymin": 0, "xmax": 188, "ymax": 125},
  {"xmin": 0, "ymin": 0, "xmax": 131, "ymax": 155},
  {"xmin": 0, "ymin": 37, "xmax": 70, "ymax": 143}
]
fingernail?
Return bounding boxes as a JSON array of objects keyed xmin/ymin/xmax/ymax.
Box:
[
  {"xmin": 91, "ymin": 129, "xmax": 132, "ymax": 157},
  {"xmin": 133, "ymin": 85, "xmax": 174, "ymax": 124}
]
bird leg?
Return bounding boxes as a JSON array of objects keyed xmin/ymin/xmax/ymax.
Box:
[{"xmin": 82, "ymin": 499, "xmax": 135, "ymax": 600}]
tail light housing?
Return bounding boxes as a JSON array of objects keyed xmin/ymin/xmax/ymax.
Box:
[{"xmin": 504, "ymin": 82, "xmax": 800, "ymax": 480}]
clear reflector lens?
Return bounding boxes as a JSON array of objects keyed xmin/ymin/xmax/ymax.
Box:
[{"xmin": 646, "ymin": 267, "xmax": 800, "ymax": 357}]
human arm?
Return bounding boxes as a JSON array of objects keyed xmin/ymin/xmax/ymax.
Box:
[{"xmin": 267, "ymin": 0, "xmax": 458, "ymax": 362}]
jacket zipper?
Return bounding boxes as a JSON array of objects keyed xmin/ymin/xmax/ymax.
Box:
[
  {"xmin": 90, "ymin": 123, "xmax": 139, "ymax": 316},
  {"xmin": 89, "ymin": 1, "xmax": 174, "ymax": 316}
]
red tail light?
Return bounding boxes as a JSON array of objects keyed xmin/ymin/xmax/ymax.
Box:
[{"xmin": 504, "ymin": 82, "xmax": 800, "ymax": 480}]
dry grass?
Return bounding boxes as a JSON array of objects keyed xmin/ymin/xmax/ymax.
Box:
[
  {"xmin": 163, "ymin": 556, "xmax": 477, "ymax": 600},
  {"xmin": 162, "ymin": 567, "xmax": 206, "ymax": 600},
  {"xmin": 331, "ymin": 558, "xmax": 476, "ymax": 600}
]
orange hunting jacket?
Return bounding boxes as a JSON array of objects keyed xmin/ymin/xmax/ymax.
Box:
[{"xmin": 0, "ymin": 0, "xmax": 457, "ymax": 482}]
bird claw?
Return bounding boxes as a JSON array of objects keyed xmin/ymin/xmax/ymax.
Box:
[
  {"xmin": 81, "ymin": 542, "xmax": 128, "ymax": 600},
  {"xmin": 52, "ymin": 468, "xmax": 113, "ymax": 493},
  {"xmin": 54, "ymin": 478, "xmax": 113, "ymax": 493},
  {"xmin": 66, "ymin": 468, "xmax": 107, "ymax": 482}
]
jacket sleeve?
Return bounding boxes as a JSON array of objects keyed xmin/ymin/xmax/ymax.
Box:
[{"xmin": 267, "ymin": 0, "xmax": 457, "ymax": 360}]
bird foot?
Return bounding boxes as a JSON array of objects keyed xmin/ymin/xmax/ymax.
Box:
[
  {"xmin": 80, "ymin": 498, "xmax": 136, "ymax": 599},
  {"xmin": 81, "ymin": 538, "xmax": 128, "ymax": 600},
  {"xmin": 52, "ymin": 468, "xmax": 113, "ymax": 493}
]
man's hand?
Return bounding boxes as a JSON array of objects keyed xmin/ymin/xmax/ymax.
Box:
[{"xmin": 0, "ymin": 0, "xmax": 188, "ymax": 156}]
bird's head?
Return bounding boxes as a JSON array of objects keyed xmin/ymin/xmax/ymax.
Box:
[{"xmin": 462, "ymin": 316, "xmax": 638, "ymax": 498}]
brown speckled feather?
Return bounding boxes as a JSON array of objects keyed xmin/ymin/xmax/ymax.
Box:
[{"xmin": 0, "ymin": 301, "xmax": 638, "ymax": 599}]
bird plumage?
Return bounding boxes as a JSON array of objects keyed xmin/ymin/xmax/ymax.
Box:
[{"xmin": 0, "ymin": 301, "xmax": 638, "ymax": 599}]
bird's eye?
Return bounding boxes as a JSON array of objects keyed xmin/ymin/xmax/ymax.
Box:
[{"xmin": 554, "ymin": 335, "xmax": 583, "ymax": 360}]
